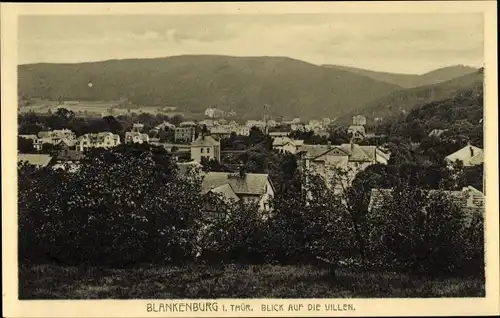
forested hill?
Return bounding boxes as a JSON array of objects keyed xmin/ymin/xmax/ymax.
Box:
[
  {"xmin": 377, "ymin": 70, "xmax": 484, "ymax": 148},
  {"xmin": 18, "ymin": 55, "xmax": 401, "ymax": 119},
  {"xmin": 342, "ymin": 68, "xmax": 484, "ymax": 124},
  {"xmin": 322, "ymin": 64, "xmax": 479, "ymax": 88}
]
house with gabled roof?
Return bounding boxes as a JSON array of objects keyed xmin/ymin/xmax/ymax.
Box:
[
  {"xmin": 125, "ymin": 131, "xmax": 149, "ymax": 144},
  {"xmin": 298, "ymin": 141, "xmax": 391, "ymax": 190},
  {"xmin": 209, "ymin": 126, "xmax": 232, "ymax": 139},
  {"xmin": 368, "ymin": 186, "xmax": 484, "ymax": 227},
  {"xmin": 76, "ymin": 132, "xmax": 121, "ymax": 151},
  {"xmin": 445, "ymin": 144, "xmax": 483, "ymax": 167},
  {"xmin": 191, "ymin": 135, "xmax": 221, "ymax": 163},
  {"xmin": 272, "ymin": 137, "xmax": 304, "ymax": 154},
  {"xmin": 199, "ymin": 119, "xmax": 216, "ymax": 129},
  {"xmin": 201, "ymin": 170, "xmax": 275, "ymax": 213},
  {"xmin": 347, "ymin": 125, "xmax": 366, "ymax": 140},
  {"xmin": 52, "ymin": 149, "xmax": 85, "ymax": 172},
  {"xmin": 33, "ymin": 129, "xmax": 77, "ymax": 151}
]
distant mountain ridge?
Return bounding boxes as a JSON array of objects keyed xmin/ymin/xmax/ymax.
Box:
[
  {"xmin": 18, "ymin": 55, "xmax": 401, "ymax": 119},
  {"xmin": 341, "ymin": 68, "xmax": 484, "ymax": 123},
  {"xmin": 18, "ymin": 55, "xmax": 480, "ymax": 120},
  {"xmin": 322, "ymin": 64, "xmax": 479, "ymax": 88}
]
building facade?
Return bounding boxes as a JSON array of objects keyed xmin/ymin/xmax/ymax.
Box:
[
  {"xmin": 125, "ymin": 131, "xmax": 149, "ymax": 144},
  {"xmin": 175, "ymin": 127, "xmax": 196, "ymax": 142},
  {"xmin": 299, "ymin": 142, "xmax": 391, "ymax": 191},
  {"xmin": 34, "ymin": 129, "xmax": 77, "ymax": 151},
  {"xmin": 76, "ymin": 132, "xmax": 121, "ymax": 151},
  {"xmin": 191, "ymin": 135, "xmax": 221, "ymax": 163}
]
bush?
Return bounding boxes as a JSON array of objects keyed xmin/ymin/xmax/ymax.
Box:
[
  {"xmin": 18, "ymin": 147, "xmax": 204, "ymax": 266},
  {"xmin": 366, "ymin": 184, "xmax": 484, "ymax": 276}
]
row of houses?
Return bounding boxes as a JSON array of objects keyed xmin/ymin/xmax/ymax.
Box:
[
  {"xmin": 17, "ymin": 140, "xmax": 485, "ymax": 220},
  {"xmin": 20, "ymin": 129, "xmax": 122, "ymax": 152}
]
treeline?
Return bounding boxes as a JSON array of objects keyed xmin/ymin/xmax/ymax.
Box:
[
  {"xmin": 18, "ymin": 108, "xmax": 186, "ymax": 139},
  {"xmin": 376, "ymin": 86, "xmax": 483, "ymax": 145},
  {"xmin": 19, "ymin": 145, "xmax": 483, "ymax": 277}
]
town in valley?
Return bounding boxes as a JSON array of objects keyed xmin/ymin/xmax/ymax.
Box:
[{"xmin": 16, "ymin": 12, "xmax": 486, "ymax": 300}]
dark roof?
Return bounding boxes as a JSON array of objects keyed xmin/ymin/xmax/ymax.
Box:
[
  {"xmin": 202, "ymin": 172, "xmax": 271, "ymax": 195},
  {"xmin": 56, "ymin": 150, "xmax": 85, "ymax": 161},
  {"xmin": 209, "ymin": 184, "xmax": 240, "ymax": 202},
  {"xmin": 298, "ymin": 143, "xmax": 389, "ymax": 162}
]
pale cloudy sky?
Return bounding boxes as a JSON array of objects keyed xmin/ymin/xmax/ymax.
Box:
[{"xmin": 18, "ymin": 13, "xmax": 484, "ymax": 74}]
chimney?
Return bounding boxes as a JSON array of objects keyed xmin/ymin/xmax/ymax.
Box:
[
  {"xmin": 327, "ymin": 141, "xmax": 331, "ymax": 149},
  {"xmin": 350, "ymin": 136, "xmax": 354, "ymax": 151}
]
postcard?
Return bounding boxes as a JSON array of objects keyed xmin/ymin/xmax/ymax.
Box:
[{"xmin": 2, "ymin": 1, "xmax": 499, "ymax": 317}]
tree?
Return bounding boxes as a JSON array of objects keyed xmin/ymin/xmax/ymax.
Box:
[
  {"xmin": 18, "ymin": 146, "xmax": 205, "ymax": 266},
  {"xmin": 265, "ymin": 170, "xmax": 355, "ymax": 273},
  {"xmin": 201, "ymin": 157, "xmax": 228, "ymax": 172},
  {"xmin": 55, "ymin": 108, "xmax": 75, "ymax": 120},
  {"xmin": 366, "ymin": 183, "xmax": 471, "ymax": 275},
  {"xmin": 18, "ymin": 137, "xmax": 34, "ymax": 153},
  {"xmin": 103, "ymin": 115, "xmax": 123, "ymax": 135}
]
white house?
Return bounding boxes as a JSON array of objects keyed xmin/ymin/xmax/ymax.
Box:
[
  {"xmin": 210, "ymin": 126, "xmax": 232, "ymax": 139},
  {"xmin": 308, "ymin": 119, "xmax": 322, "ymax": 129},
  {"xmin": 204, "ymin": 107, "xmax": 216, "ymax": 118},
  {"xmin": 246, "ymin": 120, "xmax": 266, "ymax": 130},
  {"xmin": 199, "ymin": 119, "xmax": 216, "ymax": 129},
  {"xmin": 298, "ymin": 141, "xmax": 391, "ymax": 191},
  {"xmin": 232, "ymin": 125, "xmax": 250, "ymax": 136},
  {"xmin": 204, "ymin": 107, "xmax": 225, "ymax": 118},
  {"xmin": 76, "ymin": 132, "xmax": 121, "ymax": 151},
  {"xmin": 191, "ymin": 135, "xmax": 221, "ymax": 163},
  {"xmin": 445, "ymin": 144, "xmax": 484, "ymax": 167},
  {"xmin": 347, "ymin": 125, "xmax": 366, "ymax": 140},
  {"xmin": 267, "ymin": 119, "xmax": 277, "ymax": 127},
  {"xmin": 154, "ymin": 121, "xmax": 176, "ymax": 131},
  {"xmin": 34, "ymin": 129, "xmax": 77, "ymax": 151},
  {"xmin": 290, "ymin": 124, "xmax": 305, "ymax": 131},
  {"xmin": 125, "ymin": 131, "xmax": 149, "ymax": 144},
  {"xmin": 353, "ymin": 115, "xmax": 367, "ymax": 126},
  {"xmin": 272, "ymin": 137, "xmax": 304, "ymax": 154}
]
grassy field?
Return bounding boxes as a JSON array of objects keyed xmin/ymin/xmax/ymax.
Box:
[{"xmin": 19, "ymin": 263, "xmax": 484, "ymax": 299}]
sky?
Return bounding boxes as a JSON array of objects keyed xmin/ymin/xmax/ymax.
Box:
[{"xmin": 18, "ymin": 13, "xmax": 484, "ymax": 74}]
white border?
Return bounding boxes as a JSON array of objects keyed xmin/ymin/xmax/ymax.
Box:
[{"xmin": 2, "ymin": 2, "xmax": 498, "ymax": 317}]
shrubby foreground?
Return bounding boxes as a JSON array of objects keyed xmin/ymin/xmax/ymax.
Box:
[{"xmin": 18, "ymin": 145, "xmax": 484, "ymax": 298}]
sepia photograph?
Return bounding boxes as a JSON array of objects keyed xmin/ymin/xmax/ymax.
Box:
[{"xmin": 2, "ymin": 1, "xmax": 499, "ymax": 317}]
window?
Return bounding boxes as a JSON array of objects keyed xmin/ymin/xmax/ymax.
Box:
[
  {"xmin": 201, "ymin": 148, "xmax": 204, "ymax": 153},
  {"xmin": 207, "ymin": 148, "xmax": 210, "ymax": 153}
]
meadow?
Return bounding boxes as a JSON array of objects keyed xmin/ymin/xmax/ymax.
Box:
[{"xmin": 19, "ymin": 263, "xmax": 485, "ymax": 299}]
